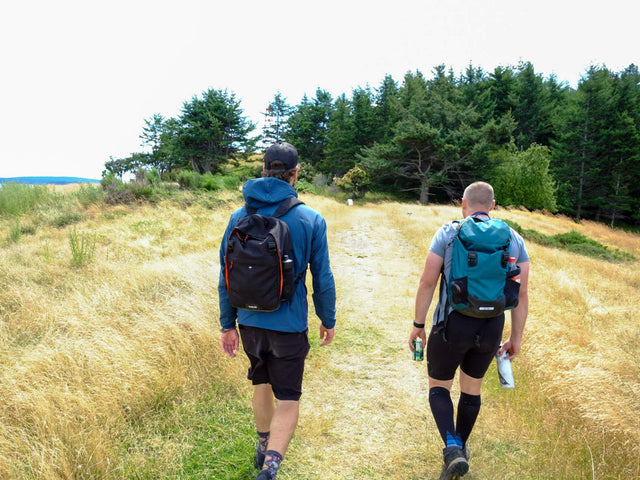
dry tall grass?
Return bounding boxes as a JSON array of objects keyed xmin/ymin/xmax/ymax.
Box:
[
  {"xmin": 286, "ymin": 200, "xmax": 640, "ymax": 479},
  {"xmin": 0, "ymin": 199, "xmax": 242, "ymax": 478},
  {"xmin": 1, "ymin": 192, "xmax": 638, "ymax": 479}
]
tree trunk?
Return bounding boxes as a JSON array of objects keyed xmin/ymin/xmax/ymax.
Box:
[
  {"xmin": 190, "ymin": 157, "xmax": 202, "ymax": 174},
  {"xmin": 611, "ymin": 168, "xmax": 621, "ymax": 227},
  {"xmin": 576, "ymin": 160, "xmax": 585, "ymax": 221},
  {"xmin": 576, "ymin": 92, "xmax": 591, "ymax": 222},
  {"xmin": 419, "ymin": 184, "xmax": 430, "ymax": 205}
]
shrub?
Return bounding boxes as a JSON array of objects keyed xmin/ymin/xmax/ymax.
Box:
[
  {"xmin": 230, "ymin": 162, "xmax": 262, "ymax": 182},
  {"xmin": 0, "ymin": 182, "xmax": 53, "ymax": 216},
  {"xmin": 177, "ymin": 171, "xmax": 201, "ymax": 190},
  {"xmin": 146, "ymin": 168, "xmax": 162, "ymax": 186},
  {"xmin": 200, "ymin": 173, "xmax": 219, "ymax": 192},
  {"xmin": 54, "ymin": 212, "xmax": 84, "ymax": 228},
  {"xmin": 7, "ymin": 220, "xmax": 22, "ymax": 243},
  {"xmin": 74, "ymin": 184, "xmax": 103, "ymax": 207},
  {"xmin": 490, "ymin": 143, "xmax": 557, "ymax": 212},
  {"xmin": 68, "ymin": 227, "xmax": 96, "ymax": 267},
  {"xmin": 297, "ymin": 162, "xmax": 317, "ymax": 184},
  {"xmin": 101, "ymin": 174, "xmax": 135, "ymax": 204},
  {"xmin": 295, "ymin": 179, "xmax": 313, "ymax": 193},
  {"xmin": 333, "ymin": 166, "xmax": 369, "ymax": 199},
  {"xmin": 129, "ymin": 183, "xmax": 158, "ymax": 201}
]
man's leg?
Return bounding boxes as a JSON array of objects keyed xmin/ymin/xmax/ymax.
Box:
[
  {"xmin": 258, "ymin": 399, "xmax": 299, "ymax": 479},
  {"xmin": 253, "ymin": 383, "xmax": 276, "ymax": 431},
  {"xmin": 456, "ymin": 372, "xmax": 483, "ymax": 448},
  {"xmin": 430, "ymin": 377, "xmax": 469, "ymax": 480},
  {"xmin": 265, "ymin": 399, "xmax": 299, "ymax": 455},
  {"xmin": 253, "ymin": 384, "xmax": 275, "ymax": 469},
  {"xmin": 428, "ymin": 377, "xmax": 458, "ymax": 447},
  {"xmin": 458, "ymin": 370, "xmax": 483, "ymax": 395},
  {"xmin": 257, "ymin": 330, "xmax": 308, "ymax": 479}
]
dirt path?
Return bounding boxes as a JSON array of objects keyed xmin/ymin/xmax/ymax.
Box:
[{"xmin": 281, "ymin": 203, "xmax": 442, "ymax": 479}]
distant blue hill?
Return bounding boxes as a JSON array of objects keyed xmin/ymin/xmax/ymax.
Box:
[{"xmin": 0, "ymin": 176, "xmax": 100, "ymax": 186}]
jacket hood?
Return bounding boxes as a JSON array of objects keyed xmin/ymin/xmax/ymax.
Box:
[{"xmin": 243, "ymin": 177, "xmax": 298, "ymax": 209}]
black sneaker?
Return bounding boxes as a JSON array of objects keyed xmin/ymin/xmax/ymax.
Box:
[
  {"xmin": 256, "ymin": 470, "xmax": 274, "ymax": 480},
  {"xmin": 438, "ymin": 446, "xmax": 469, "ymax": 480},
  {"xmin": 254, "ymin": 449, "xmax": 265, "ymax": 469},
  {"xmin": 462, "ymin": 445, "xmax": 470, "ymax": 461}
]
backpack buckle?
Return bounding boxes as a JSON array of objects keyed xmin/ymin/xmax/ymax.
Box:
[{"xmin": 501, "ymin": 250, "xmax": 509, "ymax": 268}]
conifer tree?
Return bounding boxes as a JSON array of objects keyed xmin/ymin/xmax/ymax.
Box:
[{"xmin": 262, "ymin": 92, "xmax": 291, "ymax": 145}]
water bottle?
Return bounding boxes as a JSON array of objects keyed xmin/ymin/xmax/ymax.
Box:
[
  {"xmin": 508, "ymin": 257, "xmax": 520, "ymax": 283},
  {"xmin": 496, "ymin": 348, "xmax": 515, "ymax": 388}
]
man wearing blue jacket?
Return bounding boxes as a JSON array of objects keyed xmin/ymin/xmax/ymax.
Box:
[{"xmin": 218, "ymin": 142, "xmax": 337, "ymax": 480}]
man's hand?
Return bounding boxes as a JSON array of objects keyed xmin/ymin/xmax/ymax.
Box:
[
  {"xmin": 319, "ymin": 325, "xmax": 335, "ymax": 347},
  {"xmin": 408, "ymin": 326, "xmax": 427, "ymax": 351},
  {"xmin": 498, "ymin": 338, "xmax": 521, "ymax": 361},
  {"xmin": 220, "ymin": 329, "xmax": 239, "ymax": 357}
]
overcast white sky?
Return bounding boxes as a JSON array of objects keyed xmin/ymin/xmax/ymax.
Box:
[{"xmin": 1, "ymin": 0, "xmax": 638, "ymax": 179}]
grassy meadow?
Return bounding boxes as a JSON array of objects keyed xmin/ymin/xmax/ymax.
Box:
[{"xmin": 0, "ymin": 183, "xmax": 639, "ymax": 479}]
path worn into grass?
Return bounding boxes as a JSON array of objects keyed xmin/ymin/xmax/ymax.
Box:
[{"xmin": 280, "ymin": 204, "xmax": 443, "ymax": 480}]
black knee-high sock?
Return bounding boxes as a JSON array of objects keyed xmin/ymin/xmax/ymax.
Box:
[
  {"xmin": 456, "ymin": 392, "xmax": 481, "ymax": 446},
  {"xmin": 429, "ymin": 387, "xmax": 459, "ymax": 447}
]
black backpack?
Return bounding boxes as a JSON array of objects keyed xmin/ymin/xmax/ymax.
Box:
[{"xmin": 224, "ymin": 197, "xmax": 304, "ymax": 312}]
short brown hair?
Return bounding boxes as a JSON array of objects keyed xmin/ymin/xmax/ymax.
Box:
[
  {"xmin": 463, "ymin": 182, "xmax": 494, "ymax": 210},
  {"xmin": 262, "ymin": 165, "xmax": 297, "ymax": 183}
]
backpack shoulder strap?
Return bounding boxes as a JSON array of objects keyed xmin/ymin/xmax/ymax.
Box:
[
  {"xmin": 451, "ymin": 218, "xmax": 463, "ymax": 238},
  {"xmin": 273, "ymin": 197, "xmax": 304, "ymax": 218}
]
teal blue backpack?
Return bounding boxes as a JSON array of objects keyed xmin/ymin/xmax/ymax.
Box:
[{"xmin": 447, "ymin": 216, "xmax": 519, "ymax": 318}]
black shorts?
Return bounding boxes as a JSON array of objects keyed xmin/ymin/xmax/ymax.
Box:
[
  {"xmin": 238, "ymin": 325, "xmax": 310, "ymax": 401},
  {"xmin": 427, "ymin": 310, "xmax": 505, "ymax": 380}
]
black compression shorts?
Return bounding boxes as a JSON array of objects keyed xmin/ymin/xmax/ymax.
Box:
[
  {"xmin": 427, "ymin": 310, "xmax": 505, "ymax": 380},
  {"xmin": 239, "ymin": 325, "xmax": 310, "ymax": 401}
]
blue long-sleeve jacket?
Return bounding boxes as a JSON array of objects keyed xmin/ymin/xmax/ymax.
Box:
[{"xmin": 218, "ymin": 177, "xmax": 336, "ymax": 332}]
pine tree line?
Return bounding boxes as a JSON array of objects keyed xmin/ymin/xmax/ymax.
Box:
[{"xmin": 106, "ymin": 62, "xmax": 640, "ymax": 227}]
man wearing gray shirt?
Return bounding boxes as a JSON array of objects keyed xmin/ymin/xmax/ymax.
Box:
[{"xmin": 408, "ymin": 182, "xmax": 530, "ymax": 480}]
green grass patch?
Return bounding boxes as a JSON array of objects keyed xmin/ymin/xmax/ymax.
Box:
[
  {"xmin": 53, "ymin": 211, "xmax": 84, "ymax": 227},
  {"xmin": 73, "ymin": 184, "xmax": 104, "ymax": 206},
  {"xmin": 4, "ymin": 219, "xmax": 37, "ymax": 243},
  {"xmin": 0, "ymin": 182, "xmax": 55, "ymax": 216},
  {"xmin": 504, "ymin": 220, "xmax": 635, "ymax": 261},
  {"xmin": 117, "ymin": 382, "xmax": 256, "ymax": 480},
  {"xmin": 68, "ymin": 227, "xmax": 96, "ymax": 267}
]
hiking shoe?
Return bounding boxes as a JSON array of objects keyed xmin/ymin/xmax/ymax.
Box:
[
  {"xmin": 462, "ymin": 445, "xmax": 470, "ymax": 461},
  {"xmin": 254, "ymin": 449, "xmax": 265, "ymax": 469},
  {"xmin": 256, "ymin": 470, "xmax": 274, "ymax": 480},
  {"xmin": 438, "ymin": 446, "xmax": 469, "ymax": 480}
]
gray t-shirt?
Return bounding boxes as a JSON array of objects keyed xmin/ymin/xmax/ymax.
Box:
[
  {"xmin": 430, "ymin": 218, "xmax": 529, "ymax": 263},
  {"xmin": 429, "ymin": 215, "xmax": 529, "ymax": 325}
]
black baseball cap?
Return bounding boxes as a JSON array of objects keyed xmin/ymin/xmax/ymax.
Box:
[{"xmin": 264, "ymin": 142, "xmax": 298, "ymax": 170}]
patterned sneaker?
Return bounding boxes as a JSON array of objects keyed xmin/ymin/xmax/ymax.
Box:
[
  {"xmin": 256, "ymin": 470, "xmax": 274, "ymax": 480},
  {"xmin": 254, "ymin": 449, "xmax": 265, "ymax": 469},
  {"xmin": 438, "ymin": 446, "xmax": 469, "ymax": 480}
]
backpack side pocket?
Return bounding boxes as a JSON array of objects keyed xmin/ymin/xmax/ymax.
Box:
[{"xmin": 504, "ymin": 266, "xmax": 521, "ymax": 310}]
